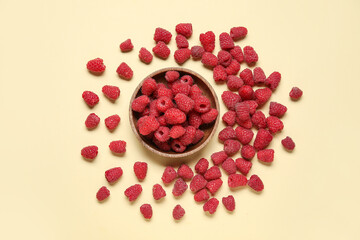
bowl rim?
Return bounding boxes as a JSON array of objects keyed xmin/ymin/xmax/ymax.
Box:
[{"xmin": 129, "ymin": 67, "xmax": 220, "ymax": 158}]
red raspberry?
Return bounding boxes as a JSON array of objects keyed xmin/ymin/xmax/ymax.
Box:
[
  {"xmin": 243, "ymin": 46, "xmax": 258, "ymax": 64},
  {"xmin": 171, "ymin": 82, "xmax": 191, "ymax": 96},
  {"xmin": 164, "ymin": 108, "xmax": 186, "ymax": 125},
  {"xmin": 179, "ymin": 126, "xmax": 197, "ymax": 146},
  {"xmin": 190, "ymin": 174, "xmax": 208, "ymax": 192},
  {"xmin": 257, "ymin": 149, "xmax": 274, "ymax": 163},
  {"xmin": 178, "ymin": 164, "xmax": 194, "ymax": 181},
  {"xmin": 194, "ymin": 96, "xmax": 211, "ymax": 113},
  {"xmin": 211, "ymin": 151, "xmax": 228, "ymax": 166},
  {"xmin": 217, "ymin": 50, "xmax": 232, "ymax": 67},
  {"xmin": 87, "ymin": 58, "xmax": 106, "ymax": 74},
  {"xmin": 266, "ymin": 116, "xmax": 284, "ymax": 134},
  {"xmin": 149, "ymin": 100, "xmax": 160, "ymax": 117},
  {"xmin": 222, "ymin": 195, "xmax": 235, "ymax": 211},
  {"xmin": 96, "ymin": 186, "xmax": 110, "ymax": 201},
  {"xmin": 230, "ymin": 26, "xmax": 248, "ymax": 41},
  {"xmin": 109, "ymin": 140, "xmax": 126, "ymax": 154},
  {"xmin": 201, "ymin": 52, "xmax": 218, "ymax": 68},
  {"xmin": 219, "ymin": 32, "xmax": 234, "ymax": 50},
  {"xmin": 194, "ymin": 189, "xmax": 210, "ymax": 202},
  {"xmin": 204, "ymin": 166, "xmax": 222, "ymax": 180},
  {"xmin": 105, "ymin": 167, "xmax": 123, "ymax": 184},
  {"xmin": 289, "ymin": 87, "xmax": 303, "ymax": 100},
  {"xmin": 213, "ymin": 65, "xmax": 228, "ymax": 82},
  {"xmin": 141, "ymin": 78, "xmax": 157, "ymax": 96},
  {"xmin": 281, "ymin": 136, "xmax": 295, "ymax": 150},
  {"xmin": 156, "ymin": 86, "xmax": 173, "ymax": 99},
  {"xmin": 105, "ymin": 114, "xmax": 120, "ymax": 130},
  {"xmin": 153, "ymin": 138, "xmax": 171, "ymax": 152},
  {"xmin": 200, "ymin": 31, "xmax": 216, "ymax": 52},
  {"xmin": 175, "ymin": 35, "xmax": 189, "ymax": 48},
  {"xmin": 248, "ymin": 175, "xmax": 264, "ymax": 192},
  {"xmin": 189, "ymin": 84, "xmax": 203, "ymax": 100},
  {"xmin": 154, "ymin": 126, "xmax": 170, "ymax": 142},
  {"xmin": 192, "ymin": 129, "xmax": 204, "ymax": 145},
  {"xmin": 173, "ymin": 204, "xmax": 185, "ymax": 220},
  {"xmin": 230, "ymin": 46, "xmax": 244, "ymax": 63},
  {"xmin": 224, "ymin": 139, "xmax": 241, "ymax": 156},
  {"xmin": 218, "ymin": 126, "xmax": 236, "ymax": 142},
  {"xmin": 265, "ymin": 71, "xmax": 281, "ymax": 91},
  {"xmin": 85, "ymin": 113, "xmax": 100, "ymax": 129},
  {"xmin": 102, "ymin": 85, "xmax": 120, "ymax": 101},
  {"xmin": 255, "ymin": 87, "xmax": 272, "ymax": 106},
  {"xmin": 269, "ymin": 102, "xmax": 287, "ymax": 118},
  {"xmin": 201, "ymin": 108, "xmax": 218, "ymax": 124},
  {"xmin": 120, "ymin": 39, "xmax": 133, "ymax": 52},
  {"xmin": 172, "ymin": 178, "xmax": 188, "ymax": 197},
  {"xmin": 195, "ymin": 158, "xmax": 209, "ymax": 175},
  {"xmin": 124, "ymin": 184, "xmax": 142, "ymax": 201},
  {"xmin": 228, "ymin": 173, "xmax": 247, "ymax": 188},
  {"xmin": 169, "ymin": 125, "xmax": 186, "ymax": 139},
  {"xmin": 222, "ymin": 157, "xmax": 237, "ymax": 175},
  {"xmin": 154, "ymin": 27, "xmax": 172, "ymax": 44},
  {"xmin": 139, "ymin": 47, "xmax": 153, "ymax": 64},
  {"xmin": 140, "ymin": 204, "xmax": 152, "ymax": 219},
  {"xmin": 203, "ymin": 198, "xmax": 219, "ymax": 214},
  {"xmin": 235, "ymin": 102, "xmax": 250, "ymax": 121},
  {"xmin": 180, "ymin": 75, "xmax": 194, "ymax": 86},
  {"xmin": 116, "ymin": 62, "xmax": 133, "ymax": 80},
  {"xmin": 174, "ymin": 93, "xmax": 194, "ymax": 113},
  {"xmin": 235, "ymin": 158, "xmax": 252, "ymax": 175},
  {"xmin": 176, "ymin": 23, "xmax": 192, "ymax": 38},
  {"xmin": 153, "ymin": 184, "xmax": 166, "ymax": 200},
  {"xmin": 238, "ymin": 85, "xmax": 254, "ymax": 100},
  {"xmin": 225, "ymin": 59, "xmax": 241, "ymax": 75},
  {"xmin": 254, "ymin": 129, "xmax": 273, "ymax": 150},
  {"xmin": 252, "ymin": 110, "xmax": 267, "ymax": 129},
  {"xmin": 165, "ymin": 71, "xmax": 180, "ymax": 82},
  {"xmin": 152, "ymin": 41, "xmax": 171, "ymax": 59},
  {"xmin": 157, "ymin": 116, "xmax": 167, "ymax": 126},
  {"xmin": 133, "ymin": 162, "xmax": 148, "ymax": 181},
  {"xmin": 240, "ymin": 68, "xmax": 254, "ymax": 86},
  {"xmin": 235, "ymin": 126, "xmax": 254, "ymax": 145},
  {"xmin": 241, "ymin": 145, "xmax": 256, "ymax": 160},
  {"xmin": 206, "ymin": 178, "xmax": 223, "ymax": 195},
  {"xmin": 222, "ymin": 110, "xmax": 236, "ymax": 126},
  {"xmin": 156, "ymin": 96, "xmax": 174, "ymax": 113},
  {"xmin": 82, "ymin": 91, "xmax": 99, "ymax": 107},
  {"xmin": 138, "ymin": 115, "xmax": 159, "ymax": 135},
  {"xmin": 236, "ymin": 118, "xmax": 253, "ymax": 129},
  {"xmin": 221, "ymin": 91, "xmax": 241, "ymax": 110},
  {"xmin": 227, "ymin": 75, "xmax": 244, "ymax": 91},
  {"xmin": 253, "ymin": 67, "xmax": 266, "ymax": 84},
  {"xmin": 174, "ymin": 48, "xmax": 191, "ymax": 65},
  {"xmin": 191, "ymin": 46, "xmax": 205, "ymax": 60},
  {"xmin": 161, "ymin": 166, "xmax": 177, "ymax": 184},
  {"xmin": 244, "ymin": 100, "xmax": 258, "ymax": 115},
  {"xmin": 81, "ymin": 145, "xmax": 98, "ymax": 160},
  {"xmin": 171, "ymin": 140, "xmax": 186, "ymax": 153}
]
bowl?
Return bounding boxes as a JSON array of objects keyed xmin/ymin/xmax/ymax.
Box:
[{"xmin": 129, "ymin": 67, "xmax": 219, "ymax": 158}]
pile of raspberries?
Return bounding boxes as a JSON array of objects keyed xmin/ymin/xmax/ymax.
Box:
[{"xmin": 82, "ymin": 23, "xmax": 303, "ymax": 220}]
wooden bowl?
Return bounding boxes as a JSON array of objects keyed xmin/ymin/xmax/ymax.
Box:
[{"xmin": 129, "ymin": 67, "xmax": 220, "ymax": 158}]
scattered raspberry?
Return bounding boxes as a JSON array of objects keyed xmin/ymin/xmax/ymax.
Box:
[
  {"xmin": 236, "ymin": 117, "xmax": 253, "ymax": 129},
  {"xmin": 255, "ymin": 87, "xmax": 272, "ymax": 106},
  {"xmin": 213, "ymin": 65, "xmax": 228, "ymax": 82},
  {"xmin": 248, "ymin": 175, "xmax": 264, "ymax": 192},
  {"xmin": 190, "ymin": 174, "xmax": 208, "ymax": 192},
  {"xmin": 116, "ymin": 62, "xmax": 133, "ymax": 80},
  {"xmin": 156, "ymin": 96, "xmax": 174, "ymax": 113},
  {"xmin": 235, "ymin": 158, "xmax": 252, "ymax": 175},
  {"xmin": 173, "ymin": 204, "xmax": 185, "ymax": 220},
  {"xmin": 238, "ymin": 85, "xmax": 254, "ymax": 100},
  {"xmin": 85, "ymin": 113, "xmax": 100, "ymax": 129},
  {"xmin": 222, "ymin": 110, "xmax": 236, "ymax": 126},
  {"xmin": 161, "ymin": 166, "xmax": 177, "ymax": 184},
  {"xmin": 96, "ymin": 186, "xmax": 110, "ymax": 201},
  {"xmin": 201, "ymin": 108, "xmax": 218, "ymax": 124},
  {"xmin": 172, "ymin": 178, "xmax": 188, "ymax": 197},
  {"xmin": 195, "ymin": 158, "xmax": 209, "ymax": 175},
  {"xmin": 176, "ymin": 23, "xmax": 192, "ymax": 38},
  {"xmin": 227, "ymin": 75, "xmax": 244, "ymax": 91},
  {"xmin": 219, "ymin": 32, "xmax": 234, "ymax": 50},
  {"xmin": 171, "ymin": 82, "xmax": 191, "ymax": 96},
  {"xmin": 203, "ymin": 198, "xmax": 219, "ymax": 214},
  {"xmin": 164, "ymin": 108, "xmax": 186, "ymax": 125},
  {"xmin": 206, "ymin": 178, "xmax": 223, "ymax": 195},
  {"xmin": 221, "ymin": 91, "xmax": 241, "ymax": 110},
  {"xmin": 251, "ymin": 111, "xmax": 267, "ymax": 129},
  {"xmin": 254, "ymin": 129, "xmax": 273, "ymax": 150},
  {"xmin": 120, "ymin": 39, "xmax": 133, "ymax": 52},
  {"xmin": 217, "ymin": 50, "xmax": 232, "ymax": 67},
  {"xmin": 230, "ymin": 26, "xmax": 247, "ymax": 41},
  {"xmin": 222, "ymin": 195, "xmax": 235, "ymax": 211},
  {"xmin": 200, "ymin": 31, "xmax": 216, "ymax": 52},
  {"xmin": 244, "ymin": 100, "xmax": 258, "ymax": 114},
  {"xmin": 174, "ymin": 48, "xmax": 191, "ymax": 64},
  {"xmin": 190, "ymin": 46, "xmax": 205, "ymax": 61},
  {"xmin": 257, "ymin": 149, "xmax": 274, "ymax": 163},
  {"xmin": 171, "ymin": 140, "xmax": 186, "ymax": 153},
  {"xmin": 235, "ymin": 126, "xmax": 254, "ymax": 145},
  {"xmin": 281, "ymin": 136, "xmax": 295, "ymax": 150},
  {"xmin": 141, "ymin": 78, "xmax": 157, "ymax": 96},
  {"xmin": 175, "ymin": 35, "xmax": 189, "ymax": 48},
  {"xmin": 87, "ymin": 58, "xmax": 106, "ymax": 74},
  {"xmin": 82, "ymin": 91, "xmax": 99, "ymax": 107},
  {"xmin": 105, "ymin": 167, "xmax": 123, "ymax": 184},
  {"xmin": 105, "ymin": 114, "xmax": 120, "ymax": 130},
  {"xmin": 266, "ymin": 116, "xmax": 284, "ymax": 134},
  {"xmin": 134, "ymin": 162, "xmax": 148, "ymax": 181},
  {"xmin": 174, "ymin": 93, "xmax": 194, "ymax": 113},
  {"xmin": 289, "ymin": 87, "xmax": 303, "ymax": 100},
  {"xmin": 240, "ymin": 68, "xmax": 254, "ymax": 86},
  {"xmin": 218, "ymin": 126, "xmax": 236, "ymax": 142},
  {"xmin": 228, "ymin": 173, "xmax": 248, "ymax": 188},
  {"xmin": 194, "ymin": 188, "xmax": 210, "ymax": 202},
  {"xmin": 102, "ymin": 85, "xmax": 120, "ymax": 101},
  {"xmin": 192, "ymin": 129, "xmax": 204, "ymax": 144},
  {"xmin": 190, "ymin": 84, "xmax": 203, "ymax": 99},
  {"xmin": 165, "ymin": 71, "xmax": 180, "ymax": 83},
  {"xmin": 253, "ymin": 67, "xmax": 266, "ymax": 84},
  {"xmin": 243, "ymin": 46, "xmax": 258, "ymax": 64},
  {"xmin": 221, "ymin": 157, "xmax": 236, "ymax": 175},
  {"xmin": 211, "ymin": 151, "xmax": 228, "ymax": 166},
  {"xmin": 154, "ymin": 126, "xmax": 170, "ymax": 142},
  {"xmin": 180, "ymin": 75, "xmax": 194, "ymax": 86},
  {"xmin": 265, "ymin": 71, "xmax": 281, "ymax": 91},
  {"xmin": 235, "ymin": 102, "xmax": 250, "ymax": 121},
  {"xmin": 204, "ymin": 166, "xmax": 222, "ymax": 180},
  {"xmin": 225, "ymin": 59, "xmax": 241, "ymax": 75},
  {"xmin": 140, "ymin": 204, "xmax": 152, "ymax": 219},
  {"xmin": 109, "ymin": 140, "xmax": 126, "ymax": 154},
  {"xmin": 139, "ymin": 47, "xmax": 153, "ymax": 64},
  {"xmin": 138, "ymin": 116, "xmax": 160, "ymax": 135},
  {"xmin": 230, "ymin": 46, "xmax": 244, "ymax": 63},
  {"xmin": 178, "ymin": 164, "xmax": 194, "ymax": 181},
  {"xmin": 269, "ymin": 102, "xmax": 287, "ymax": 118},
  {"xmin": 124, "ymin": 184, "xmax": 142, "ymax": 201},
  {"xmin": 241, "ymin": 145, "xmax": 256, "ymax": 160},
  {"xmin": 152, "ymin": 41, "xmax": 171, "ymax": 59},
  {"xmin": 81, "ymin": 145, "xmax": 98, "ymax": 160},
  {"xmin": 153, "ymin": 184, "xmax": 166, "ymax": 200},
  {"xmin": 194, "ymin": 95, "xmax": 211, "ymax": 113},
  {"xmin": 169, "ymin": 125, "xmax": 186, "ymax": 139},
  {"xmin": 201, "ymin": 52, "xmax": 218, "ymax": 68},
  {"xmin": 154, "ymin": 27, "xmax": 172, "ymax": 44}
]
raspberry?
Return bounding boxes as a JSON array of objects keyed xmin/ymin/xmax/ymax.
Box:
[
  {"xmin": 161, "ymin": 166, "xmax": 177, "ymax": 184},
  {"xmin": 248, "ymin": 175, "xmax": 264, "ymax": 192},
  {"xmin": 221, "ymin": 91, "xmax": 241, "ymax": 110},
  {"xmin": 236, "ymin": 118, "xmax": 253, "ymax": 129},
  {"xmin": 224, "ymin": 139, "xmax": 241, "ymax": 156},
  {"xmin": 240, "ymin": 68, "xmax": 254, "ymax": 86},
  {"xmin": 225, "ymin": 59, "xmax": 241, "ymax": 75},
  {"xmin": 149, "ymin": 100, "xmax": 160, "ymax": 117},
  {"xmin": 217, "ymin": 50, "xmax": 232, "ymax": 67},
  {"xmin": 171, "ymin": 82, "xmax": 191, "ymax": 96},
  {"xmin": 173, "ymin": 204, "xmax": 185, "ymax": 220},
  {"xmin": 177, "ymin": 164, "xmax": 194, "ymax": 181},
  {"xmin": 154, "ymin": 126, "xmax": 170, "ymax": 142},
  {"xmin": 139, "ymin": 47, "xmax": 153, "ymax": 64},
  {"xmin": 255, "ymin": 87, "xmax": 272, "ymax": 106},
  {"xmin": 105, "ymin": 167, "xmax": 123, "ymax": 184},
  {"xmin": 174, "ymin": 93, "xmax": 194, "ymax": 113},
  {"xmin": 189, "ymin": 84, "xmax": 203, "ymax": 100},
  {"xmin": 194, "ymin": 96, "xmax": 211, "ymax": 113},
  {"xmin": 81, "ymin": 145, "xmax": 98, "ymax": 160},
  {"xmin": 235, "ymin": 158, "xmax": 252, "ymax": 175},
  {"xmin": 155, "ymin": 85, "xmax": 173, "ymax": 99},
  {"xmin": 203, "ymin": 198, "xmax": 219, "ymax": 214},
  {"xmin": 138, "ymin": 116, "xmax": 159, "ymax": 135},
  {"xmin": 175, "ymin": 35, "xmax": 189, "ymax": 48},
  {"xmin": 241, "ymin": 145, "xmax": 256, "ymax": 160},
  {"xmin": 191, "ymin": 46, "xmax": 205, "ymax": 60},
  {"xmin": 154, "ymin": 27, "xmax": 172, "ymax": 44},
  {"xmin": 105, "ymin": 114, "xmax": 120, "ymax": 131},
  {"xmin": 257, "ymin": 149, "xmax": 274, "ymax": 163},
  {"xmin": 156, "ymin": 96, "xmax": 174, "ymax": 113},
  {"xmin": 235, "ymin": 102, "xmax": 250, "ymax": 121},
  {"xmin": 218, "ymin": 126, "xmax": 236, "ymax": 142},
  {"xmin": 228, "ymin": 173, "xmax": 247, "ymax": 188},
  {"xmin": 165, "ymin": 71, "xmax": 180, "ymax": 82},
  {"xmin": 227, "ymin": 75, "xmax": 244, "ymax": 91},
  {"xmin": 265, "ymin": 72, "xmax": 281, "ymax": 91},
  {"xmin": 141, "ymin": 78, "xmax": 157, "ymax": 96},
  {"xmin": 211, "ymin": 151, "xmax": 228, "ymax": 166},
  {"xmin": 222, "ymin": 157, "xmax": 237, "ymax": 175},
  {"xmin": 204, "ymin": 166, "xmax": 222, "ymax": 180},
  {"xmin": 169, "ymin": 125, "xmax": 185, "ymax": 139},
  {"xmin": 253, "ymin": 67, "xmax": 266, "ymax": 84},
  {"xmin": 96, "ymin": 186, "xmax": 110, "ymax": 201},
  {"xmin": 116, "ymin": 62, "xmax": 133, "ymax": 80},
  {"xmin": 238, "ymin": 85, "xmax": 254, "ymax": 100},
  {"xmin": 222, "ymin": 110, "xmax": 236, "ymax": 126},
  {"xmin": 230, "ymin": 46, "xmax": 244, "ymax": 63},
  {"xmin": 219, "ymin": 32, "xmax": 234, "ymax": 50},
  {"xmin": 230, "ymin": 26, "xmax": 248, "ymax": 41},
  {"xmin": 192, "ymin": 129, "xmax": 204, "ymax": 144},
  {"xmin": 190, "ymin": 174, "xmax": 208, "ymax": 192},
  {"xmin": 235, "ymin": 126, "xmax": 254, "ymax": 145},
  {"xmin": 176, "ymin": 23, "xmax": 192, "ymax": 38},
  {"xmin": 153, "ymin": 184, "xmax": 166, "ymax": 200},
  {"xmin": 254, "ymin": 129, "xmax": 273, "ymax": 150},
  {"xmin": 179, "ymin": 126, "xmax": 197, "ymax": 146},
  {"xmin": 152, "ymin": 41, "xmax": 171, "ymax": 59},
  {"xmin": 134, "ymin": 162, "xmax": 148, "ymax": 181},
  {"xmin": 174, "ymin": 48, "xmax": 191, "ymax": 64},
  {"xmin": 201, "ymin": 52, "xmax": 218, "ymax": 68},
  {"xmin": 140, "ymin": 204, "xmax": 152, "ymax": 219},
  {"xmin": 124, "ymin": 184, "xmax": 142, "ymax": 201},
  {"xmin": 195, "ymin": 158, "xmax": 209, "ymax": 175},
  {"xmin": 222, "ymin": 195, "xmax": 235, "ymax": 211},
  {"xmin": 201, "ymin": 108, "xmax": 218, "ymax": 124},
  {"xmin": 120, "ymin": 39, "xmax": 133, "ymax": 52},
  {"xmin": 200, "ymin": 31, "xmax": 216, "ymax": 52},
  {"xmin": 109, "ymin": 140, "xmax": 126, "ymax": 154},
  {"xmin": 213, "ymin": 65, "xmax": 228, "ymax": 82},
  {"xmin": 251, "ymin": 111, "xmax": 267, "ymax": 129},
  {"xmin": 82, "ymin": 91, "xmax": 99, "ymax": 107},
  {"xmin": 101, "ymin": 85, "xmax": 120, "ymax": 102},
  {"xmin": 171, "ymin": 140, "xmax": 186, "ymax": 153},
  {"xmin": 206, "ymin": 178, "xmax": 223, "ymax": 195},
  {"xmin": 243, "ymin": 46, "xmax": 258, "ymax": 64},
  {"xmin": 245, "ymin": 101, "xmax": 260, "ymax": 115},
  {"xmin": 269, "ymin": 102, "xmax": 287, "ymax": 118},
  {"xmin": 85, "ymin": 113, "xmax": 100, "ymax": 129},
  {"xmin": 164, "ymin": 108, "xmax": 186, "ymax": 125},
  {"xmin": 266, "ymin": 116, "xmax": 284, "ymax": 134},
  {"xmin": 194, "ymin": 188, "xmax": 210, "ymax": 202},
  {"xmin": 281, "ymin": 136, "xmax": 295, "ymax": 150},
  {"xmin": 153, "ymin": 138, "xmax": 171, "ymax": 152},
  {"xmin": 289, "ymin": 87, "xmax": 303, "ymax": 100},
  {"xmin": 180, "ymin": 75, "xmax": 194, "ymax": 86},
  {"xmin": 87, "ymin": 58, "xmax": 106, "ymax": 74},
  {"xmin": 172, "ymin": 178, "xmax": 188, "ymax": 197}
]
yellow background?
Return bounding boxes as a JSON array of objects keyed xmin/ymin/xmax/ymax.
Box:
[{"xmin": 1, "ymin": 0, "xmax": 360, "ymax": 239}]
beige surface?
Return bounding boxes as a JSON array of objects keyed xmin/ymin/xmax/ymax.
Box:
[{"xmin": 1, "ymin": 0, "xmax": 360, "ymax": 239}]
